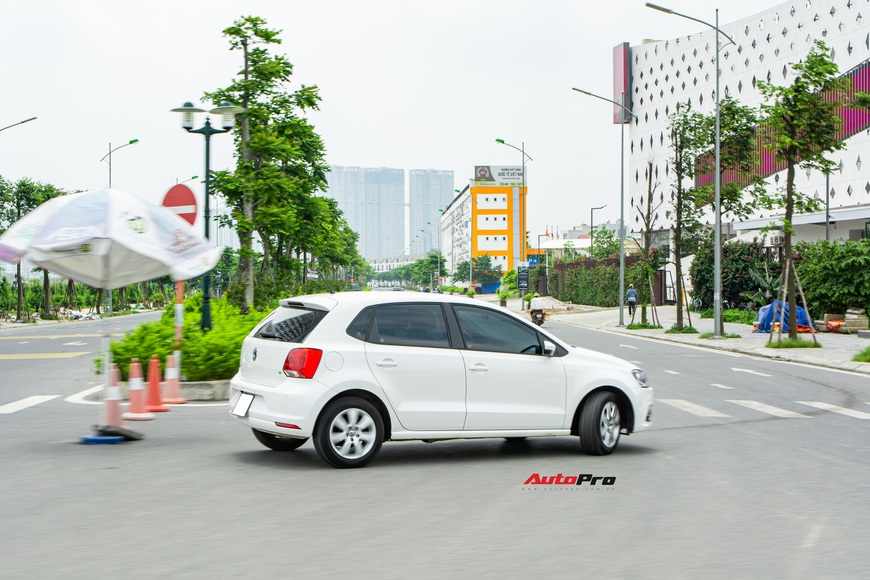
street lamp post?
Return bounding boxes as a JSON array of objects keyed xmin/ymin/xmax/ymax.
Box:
[
  {"xmin": 646, "ymin": 2, "xmax": 735, "ymax": 338},
  {"xmin": 171, "ymin": 101, "xmax": 246, "ymax": 331},
  {"xmin": 495, "ymin": 138, "xmax": 533, "ymax": 263},
  {"xmin": 572, "ymin": 88, "xmax": 636, "ymax": 326},
  {"xmin": 0, "ymin": 116, "xmax": 37, "ymax": 134},
  {"xmin": 536, "ymin": 234, "xmax": 550, "ymax": 295},
  {"xmin": 100, "ymin": 139, "xmax": 139, "ymax": 188},
  {"xmin": 590, "ymin": 205, "xmax": 607, "ymax": 257}
]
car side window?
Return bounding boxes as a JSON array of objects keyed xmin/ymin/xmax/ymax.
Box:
[
  {"xmin": 371, "ymin": 304, "xmax": 450, "ymax": 348},
  {"xmin": 346, "ymin": 307, "xmax": 374, "ymax": 341},
  {"xmin": 452, "ymin": 305, "xmax": 541, "ymax": 355}
]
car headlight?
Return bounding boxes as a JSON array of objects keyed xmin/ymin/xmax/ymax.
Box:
[{"xmin": 632, "ymin": 369, "xmax": 650, "ymax": 388}]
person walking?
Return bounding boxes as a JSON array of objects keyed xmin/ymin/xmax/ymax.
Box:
[{"xmin": 626, "ymin": 284, "xmax": 638, "ymax": 317}]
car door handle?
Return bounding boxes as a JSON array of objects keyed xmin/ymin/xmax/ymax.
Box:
[
  {"xmin": 376, "ymin": 359, "xmax": 398, "ymax": 368},
  {"xmin": 468, "ymin": 363, "xmax": 489, "ymax": 373}
]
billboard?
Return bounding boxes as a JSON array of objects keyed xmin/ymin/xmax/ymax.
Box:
[
  {"xmin": 474, "ymin": 166, "xmax": 526, "ymax": 187},
  {"xmin": 612, "ymin": 42, "xmax": 631, "ymax": 124}
]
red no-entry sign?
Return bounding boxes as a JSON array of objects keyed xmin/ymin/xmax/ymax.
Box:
[{"xmin": 162, "ymin": 184, "xmax": 197, "ymax": 226}]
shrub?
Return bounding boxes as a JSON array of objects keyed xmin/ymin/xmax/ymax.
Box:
[
  {"xmin": 723, "ymin": 309, "xmax": 757, "ymax": 325},
  {"xmin": 854, "ymin": 346, "xmax": 870, "ymax": 363},
  {"xmin": 109, "ymin": 294, "xmax": 268, "ymax": 382},
  {"xmin": 766, "ymin": 337, "xmax": 822, "ymax": 349},
  {"xmin": 665, "ymin": 325, "xmax": 699, "ymax": 334}
]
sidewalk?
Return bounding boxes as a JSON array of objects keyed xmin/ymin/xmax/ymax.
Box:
[{"xmin": 484, "ymin": 294, "xmax": 870, "ymax": 375}]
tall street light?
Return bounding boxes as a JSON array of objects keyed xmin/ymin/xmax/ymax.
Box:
[
  {"xmin": 0, "ymin": 116, "xmax": 37, "ymax": 134},
  {"xmin": 572, "ymin": 88, "xmax": 636, "ymax": 326},
  {"xmin": 171, "ymin": 101, "xmax": 246, "ymax": 331},
  {"xmin": 590, "ymin": 205, "xmax": 607, "ymax": 256},
  {"xmin": 100, "ymin": 138, "xmax": 139, "ymax": 187},
  {"xmin": 646, "ymin": 2, "xmax": 735, "ymax": 338},
  {"xmin": 494, "ymin": 138, "xmax": 533, "ymax": 263}
]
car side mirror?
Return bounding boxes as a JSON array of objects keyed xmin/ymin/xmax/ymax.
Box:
[{"xmin": 542, "ymin": 340, "xmax": 556, "ymax": 357}]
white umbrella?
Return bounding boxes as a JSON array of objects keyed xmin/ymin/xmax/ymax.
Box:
[
  {"xmin": 0, "ymin": 188, "xmax": 223, "ymax": 288},
  {"xmin": 0, "ymin": 188, "xmax": 224, "ymax": 442}
]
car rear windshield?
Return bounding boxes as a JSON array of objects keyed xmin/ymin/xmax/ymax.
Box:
[{"xmin": 254, "ymin": 308, "xmax": 325, "ymax": 343}]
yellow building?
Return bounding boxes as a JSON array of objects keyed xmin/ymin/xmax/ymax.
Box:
[{"xmin": 470, "ymin": 165, "xmax": 527, "ymax": 273}]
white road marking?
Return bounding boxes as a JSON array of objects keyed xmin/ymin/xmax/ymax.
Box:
[
  {"xmin": 619, "ymin": 344, "xmax": 639, "ymax": 350},
  {"xmin": 802, "ymin": 523, "xmax": 824, "ymax": 548},
  {"xmin": 711, "ymin": 383, "xmax": 734, "ymax": 390},
  {"xmin": 727, "ymin": 400, "xmax": 810, "ymax": 418},
  {"xmin": 796, "ymin": 402, "xmax": 870, "ymax": 419},
  {"xmin": 732, "ymin": 368, "xmax": 771, "ymax": 377},
  {"xmin": 62, "ymin": 341, "xmax": 88, "ymax": 346},
  {"xmin": 0, "ymin": 396, "xmax": 60, "ymax": 414},
  {"xmin": 663, "ymin": 370, "xmax": 680, "ymax": 375},
  {"xmin": 658, "ymin": 399, "xmax": 731, "ymax": 417}
]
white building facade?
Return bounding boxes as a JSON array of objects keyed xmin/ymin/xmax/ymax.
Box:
[{"xmin": 628, "ymin": 0, "xmax": 870, "ymax": 242}]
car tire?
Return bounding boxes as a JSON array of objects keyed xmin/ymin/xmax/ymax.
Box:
[
  {"xmin": 314, "ymin": 397, "xmax": 384, "ymax": 468},
  {"xmin": 579, "ymin": 391, "xmax": 621, "ymax": 455},
  {"xmin": 252, "ymin": 429, "xmax": 308, "ymax": 451}
]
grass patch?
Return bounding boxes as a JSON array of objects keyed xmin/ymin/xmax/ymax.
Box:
[
  {"xmin": 852, "ymin": 346, "xmax": 870, "ymax": 363},
  {"xmin": 626, "ymin": 322, "xmax": 663, "ymax": 330},
  {"xmin": 699, "ymin": 332, "xmax": 742, "ymax": 339},
  {"xmin": 765, "ymin": 337, "xmax": 822, "ymax": 349},
  {"xmin": 665, "ymin": 325, "xmax": 700, "ymax": 334}
]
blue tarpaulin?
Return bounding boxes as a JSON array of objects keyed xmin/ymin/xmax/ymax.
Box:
[{"xmin": 754, "ymin": 300, "xmax": 814, "ymax": 333}]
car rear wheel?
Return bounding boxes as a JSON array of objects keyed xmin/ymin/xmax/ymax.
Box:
[
  {"xmin": 579, "ymin": 391, "xmax": 621, "ymax": 455},
  {"xmin": 314, "ymin": 397, "xmax": 384, "ymax": 468},
  {"xmin": 252, "ymin": 429, "xmax": 308, "ymax": 451}
]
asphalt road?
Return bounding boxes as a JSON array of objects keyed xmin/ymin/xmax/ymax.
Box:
[{"xmin": 1, "ymin": 315, "xmax": 868, "ymax": 579}]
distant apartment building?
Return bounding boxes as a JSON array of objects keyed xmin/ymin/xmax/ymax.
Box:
[
  {"xmin": 409, "ymin": 169, "xmax": 456, "ymax": 254},
  {"xmin": 326, "ymin": 166, "xmax": 405, "ymax": 260}
]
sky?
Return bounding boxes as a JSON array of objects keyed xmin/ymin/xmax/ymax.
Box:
[{"xmin": 1, "ymin": 0, "xmax": 785, "ymax": 246}]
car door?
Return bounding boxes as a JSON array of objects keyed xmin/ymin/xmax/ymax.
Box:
[
  {"xmin": 364, "ymin": 303, "xmax": 466, "ymax": 431},
  {"xmin": 452, "ymin": 304, "xmax": 567, "ymax": 430}
]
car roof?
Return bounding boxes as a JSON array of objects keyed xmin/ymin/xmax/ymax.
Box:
[{"xmin": 279, "ymin": 291, "xmax": 503, "ymax": 312}]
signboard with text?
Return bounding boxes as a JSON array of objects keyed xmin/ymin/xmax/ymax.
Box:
[{"xmin": 474, "ymin": 165, "xmax": 526, "ymax": 187}]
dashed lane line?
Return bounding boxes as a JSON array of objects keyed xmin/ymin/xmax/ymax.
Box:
[
  {"xmin": 0, "ymin": 396, "xmax": 60, "ymax": 414},
  {"xmin": 657, "ymin": 399, "xmax": 731, "ymax": 417},
  {"xmin": 727, "ymin": 400, "xmax": 811, "ymax": 418},
  {"xmin": 711, "ymin": 384, "xmax": 734, "ymax": 390},
  {"xmin": 796, "ymin": 401, "xmax": 870, "ymax": 419}
]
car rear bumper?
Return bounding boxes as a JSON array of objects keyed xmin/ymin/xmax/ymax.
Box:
[{"xmin": 229, "ymin": 374, "xmax": 333, "ymax": 438}]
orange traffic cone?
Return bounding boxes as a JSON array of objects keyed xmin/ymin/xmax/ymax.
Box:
[
  {"xmin": 122, "ymin": 358, "xmax": 155, "ymax": 421},
  {"xmin": 145, "ymin": 355, "xmax": 170, "ymax": 412},
  {"xmin": 162, "ymin": 354, "xmax": 187, "ymax": 405},
  {"xmin": 103, "ymin": 363, "xmax": 126, "ymax": 428}
]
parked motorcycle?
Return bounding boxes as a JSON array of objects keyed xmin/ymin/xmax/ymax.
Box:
[{"xmin": 530, "ymin": 309, "xmax": 545, "ymax": 326}]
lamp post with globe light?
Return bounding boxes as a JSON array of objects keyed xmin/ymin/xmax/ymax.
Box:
[{"xmin": 171, "ymin": 101, "xmax": 246, "ymax": 331}]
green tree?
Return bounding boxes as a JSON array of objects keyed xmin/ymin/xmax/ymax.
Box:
[
  {"xmin": 795, "ymin": 239, "xmax": 870, "ymax": 315},
  {"xmin": 590, "ymin": 226, "xmax": 620, "ymax": 259},
  {"xmin": 665, "ymin": 102, "xmax": 709, "ymax": 329},
  {"xmin": 208, "ymin": 16, "xmax": 333, "ymax": 313},
  {"xmin": 757, "ymin": 40, "xmax": 849, "ymax": 339},
  {"xmin": 634, "ymin": 161, "xmax": 664, "ymax": 322},
  {"xmin": 0, "ymin": 178, "xmax": 68, "ymax": 321},
  {"xmin": 472, "ymin": 254, "xmax": 502, "ymax": 283}
]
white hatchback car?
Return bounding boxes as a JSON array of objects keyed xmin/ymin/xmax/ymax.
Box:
[{"xmin": 229, "ymin": 291, "xmax": 653, "ymax": 468}]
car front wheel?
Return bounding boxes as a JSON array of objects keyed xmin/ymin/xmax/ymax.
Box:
[
  {"xmin": 314, "ymin": 397, "xmax": 384, "ymax": 468},
  {"xmin": 252, "ymin": 429, "xmax": 308, "ymax": 451},
  {"xmin": 579, "ymin": 391, "xmax": 621, "ymax": 455}
]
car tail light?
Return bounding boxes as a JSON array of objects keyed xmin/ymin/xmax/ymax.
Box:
[{"xmin": 283, "ymin": 348, "xmax": 323, "ymax": 378}]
